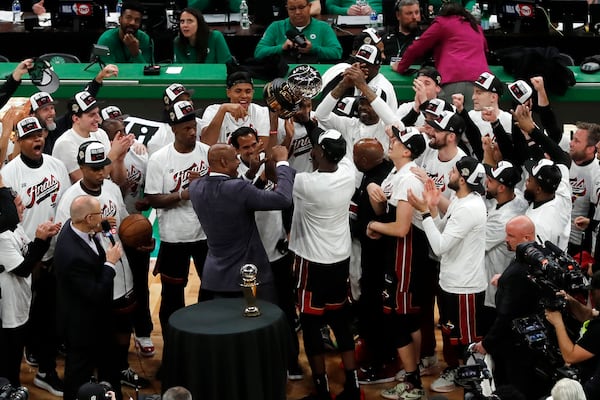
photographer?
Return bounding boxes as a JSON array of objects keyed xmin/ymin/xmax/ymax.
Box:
[
  {"xmin": 545, "ymin": 272, "xmax": 600, "ymax": 399},
  {"xmin": 473, "ymin": 215, "xmax": 550, "ymax": 399},
  {"xmin": 254, "ymin": 0, "xmax": 342, "ymax": 63}
]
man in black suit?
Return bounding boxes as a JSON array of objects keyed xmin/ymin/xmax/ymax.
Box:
[
  {"xmin": 189, "ymin": 143, "xmax": 295, "ymax": 302},
  {"xmin": 54, "ymin": 195, "xmax": 123, "ymax": 400},
  {"xmin": 473, "ymin": 215, "xmax": 549, "ymax": 399}
]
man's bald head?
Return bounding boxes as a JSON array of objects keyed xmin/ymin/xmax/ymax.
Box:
[
  {"xmin": 353, "ymin": 138, "xmax": 384, "ymax": 172},
  {"xmin": 505, "ymin": 215, "xmax": 536, "ymax": 252},
  {"xmin": 208, "ymin": 143, "xmax": 240, "ymax": 177},
  {"xmin": 70, "ymin": 195, "xmax": 101, "ymax": 224}
]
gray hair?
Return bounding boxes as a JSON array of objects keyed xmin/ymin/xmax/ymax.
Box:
[
  {"xmin": 395, "ymin": 0, "xmax": 420, "ymax": 11},
  {"xmin": 550, "ymin": 378, "xmax": 586, "ymax": 400},
  {"xmin": 162, "ymin": 386, "xmax": 193, "ymax": 400}
]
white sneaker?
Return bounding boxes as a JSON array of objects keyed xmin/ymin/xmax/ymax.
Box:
[
  {"xmin": 395, "ymin": 355, "xmax": 440, "ymax": 381},
  {"xmin": 381, "ymin": 382, "xmax": 427, "ymax": 400},
  {"xmin": 134, "ymin": 336, "xmax": 155, "ymax": 357},
  {"xmin": 430, "ymin": 368, "xmax": 457, "ymax": 393},
  {"xmin": 420, "ymin": 355, "xmax": 439, "ymax": 376}
]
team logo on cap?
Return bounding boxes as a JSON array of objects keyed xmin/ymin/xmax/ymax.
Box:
[
  {"xmin": 34, "ymin": 94, "xmax": 52, "ymax": 108},
  {"xmin": 90, "ymin": 148, "xmax": 105, "ymax": 161},
  {"xmin": 17, "ymin": 117, "xmax": 43, "ymax": 138},
  {"xmin": 170, "ymin": 84, "xmax": 186, "ymax": 97}
]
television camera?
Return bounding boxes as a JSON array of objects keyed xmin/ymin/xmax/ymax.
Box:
[
  {"xmin": 510, "ymin": 240, "xmax": 589, "ymax": 384},
  {"xmin": 454, "ymin": 344, "xmax": 495, "ymax": 400},
  {"xmin": 0, "ymin": 378, "xmax": 28, "ymax": 400}
]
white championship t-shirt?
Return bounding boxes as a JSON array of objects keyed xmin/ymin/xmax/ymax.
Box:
[{"xmin": 145, "ymin": 141, "xmax": 210, "ymax": 242}]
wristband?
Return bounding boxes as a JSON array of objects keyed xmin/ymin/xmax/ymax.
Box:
[
  {"xmin": 422, "ymin": 212, "xmax": 431, "ymax": 219},
  {"xmin": 269, "ymin": 130, "xmax": 278, "ymax": 136}
]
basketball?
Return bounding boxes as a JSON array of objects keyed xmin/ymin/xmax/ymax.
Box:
[{"xmin": 118, "ymin": 214, "xmax": 153, "ymax": 248}]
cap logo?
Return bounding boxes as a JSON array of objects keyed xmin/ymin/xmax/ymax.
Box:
[
  {"xmin": 476, "ymin": 74, "xmax": 489, "ymax": 86},
  {"xmin": 460, "ymin": 167, "xmax": 470, "ymax": 177},
  {"xmin": 178, "ymin": 103, "xmax": 194, "ymax": 116},
  {"xmin": 171, "ymin": 85, "xmax": 185, "ymax": 96},
  {"xmin": 36, "ymin": 96, "xmax": 51, "ymax": 107},
  {"xmin": 510, "ymin": 83, "xmax": 525, "ymax": 98},
  {"xmin": 21, "ymin": 121, "xmax": 39, "ymax": 134},
  {"xmin": 356, "ymin": 47, "xmax": 373, "ymax": 60},
  {"xmin": 426, "ymin": 102, "xmax": 438, "ymax": 113},
  {"xmin": 80, "ymin": 94, "xmax": 95, "ymax": 107},
  {"xmin": 337, "ymin": 99, "xmax": 351, "ymax": 111},
  {"xmin": 89, "ymin": 147, "xmax": 105, "ymax": 161}
]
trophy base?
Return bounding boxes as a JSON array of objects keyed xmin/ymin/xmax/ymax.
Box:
[{"xmin": 243, "ymin": 306, "xmax": 261, "ymax": 317}]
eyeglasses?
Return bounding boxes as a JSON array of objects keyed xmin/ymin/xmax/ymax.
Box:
[{"xmin": 287, "ymin": 4, "xmax": 308, "ymax": 12}]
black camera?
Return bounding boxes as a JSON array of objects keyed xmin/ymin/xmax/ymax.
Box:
[
  {"xmin": 0, "ymin": 379, "xmax": 29, "ymax": 400},
  {"xmin": 512, "ymin": 241, "xmax": 588, "ymax": 385},
  {"xmin": 517, "ymin": 241, "xmax": 590, "ymax": 310},
  {"xmin": 285, "ymin": 29, "xmax": 308, "ymax": 48},
  {"xmin": 454, "ymin": 346, "xmax": 494, "ymax": 400}
]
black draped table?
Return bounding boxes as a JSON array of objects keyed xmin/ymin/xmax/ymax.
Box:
[{"xmin": 163, "ymin": 298, "xmax": 290, "ymax": 400}]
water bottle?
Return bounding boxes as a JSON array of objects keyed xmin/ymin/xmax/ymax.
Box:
[
  {"xmin": 240, "ymin": 0, "xmax": 250, "ymax": 29},
  {"xmin": 11, "ymin": 0, "xmax": 21, "ymax": 24},
  {"xmin": 116, "ymin": 0, "xmax": 123, "ymax": 14},
  {"xmin": 481, "ymin": 3, "xmax": 490, "ymax": 30},
  {"xmin": 471, "ymin": 3, "xmax": 481, "ymax": 24},
  {"xmin": 377, "ymin": 13, "xmax": 384, "ymax": 28},
  {"xmin": 103, "ymin": 4, "xmax": 109, "ymax": 27},
  {"xmin": 369, "ymin": 11, "xmax": 377, "ymax": 28}
]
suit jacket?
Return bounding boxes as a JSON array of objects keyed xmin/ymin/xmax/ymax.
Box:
[
  {"xmin": 54, "ymin": 221, "xmax": 116, "ymax": 347},
  {"xmin": 482, "ymin": 257, "xmax": 540, "ymax": 354},
  {"xmin": 189, "ymin": 164, "xmax": 295, "ymax": 293}
]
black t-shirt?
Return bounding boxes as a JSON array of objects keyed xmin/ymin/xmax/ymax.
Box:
[
  {"xmin": 577, "ymin": 317, "xmax": 600, "ymax": 382},
  {"xmin": 381, "ymin": 30, "xmax": 420, "ymax": 64}
]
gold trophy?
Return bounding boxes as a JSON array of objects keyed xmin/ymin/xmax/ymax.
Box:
[{"xmin": 240, "ymin": 264, "xmax": 261, "ymax": 317}]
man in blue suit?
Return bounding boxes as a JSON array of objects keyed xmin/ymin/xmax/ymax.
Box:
[{"xmin": 189, "ymin": 143, "xmax": 295, "ymax": 303}]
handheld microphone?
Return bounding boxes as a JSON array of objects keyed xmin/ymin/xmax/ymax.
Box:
[
  {"xmin": 101, "ymin": 220, "xmax": 116, "ymax": 246},
  {"xmin": 143, "ymin": 39, "xmax": 161, "ymax": 75}
]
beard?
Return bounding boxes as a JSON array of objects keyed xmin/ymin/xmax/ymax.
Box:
[
  {"xmin": 485, "ymin": 190, "xmax": 495, "ymax": 200},
  {"xmin": 524, "ymin": 188, "xmax": 535, "ymax": 202},
  {"xmin": 45, "ymin": 121, "xmax": 56, "ymax": 131},
  {"xmin": 448, "ymin": 179, "xmax": 459, "ymax": 192}
]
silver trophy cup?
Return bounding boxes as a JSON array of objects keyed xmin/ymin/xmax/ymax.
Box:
[{"xmin": 240, "ymin": 264, "xmax": 261, "ymax": 317}]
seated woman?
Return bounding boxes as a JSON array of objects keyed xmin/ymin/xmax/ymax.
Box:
[{"xmin": 173, "ymin": 8, "xmax": 233, "ymax": 64}]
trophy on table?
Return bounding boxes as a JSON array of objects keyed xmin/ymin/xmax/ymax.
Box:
[{"xmin": 240, "ymin": 264, "xmax": 261, "ymax": 317}]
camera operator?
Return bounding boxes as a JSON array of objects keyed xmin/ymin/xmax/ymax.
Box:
[
  {"xmin": 473, "ymin": 215, "xmax": 551, "ymax": 399},
  {"xmin": 545, "ymin": 272, "xmax": 600, "ymax": 399}
]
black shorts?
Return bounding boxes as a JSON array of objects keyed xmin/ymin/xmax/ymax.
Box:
[
  {"xmin": 153, "ymin": 240, "xmax": 207, "ymax": 284},
  {"xmin": 438, "ymin": 289, "xmax": 485, "ymax": 346},
  {"xmin": 295, "ymin": 255, "xmax": 349, "ymax": 316}
]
